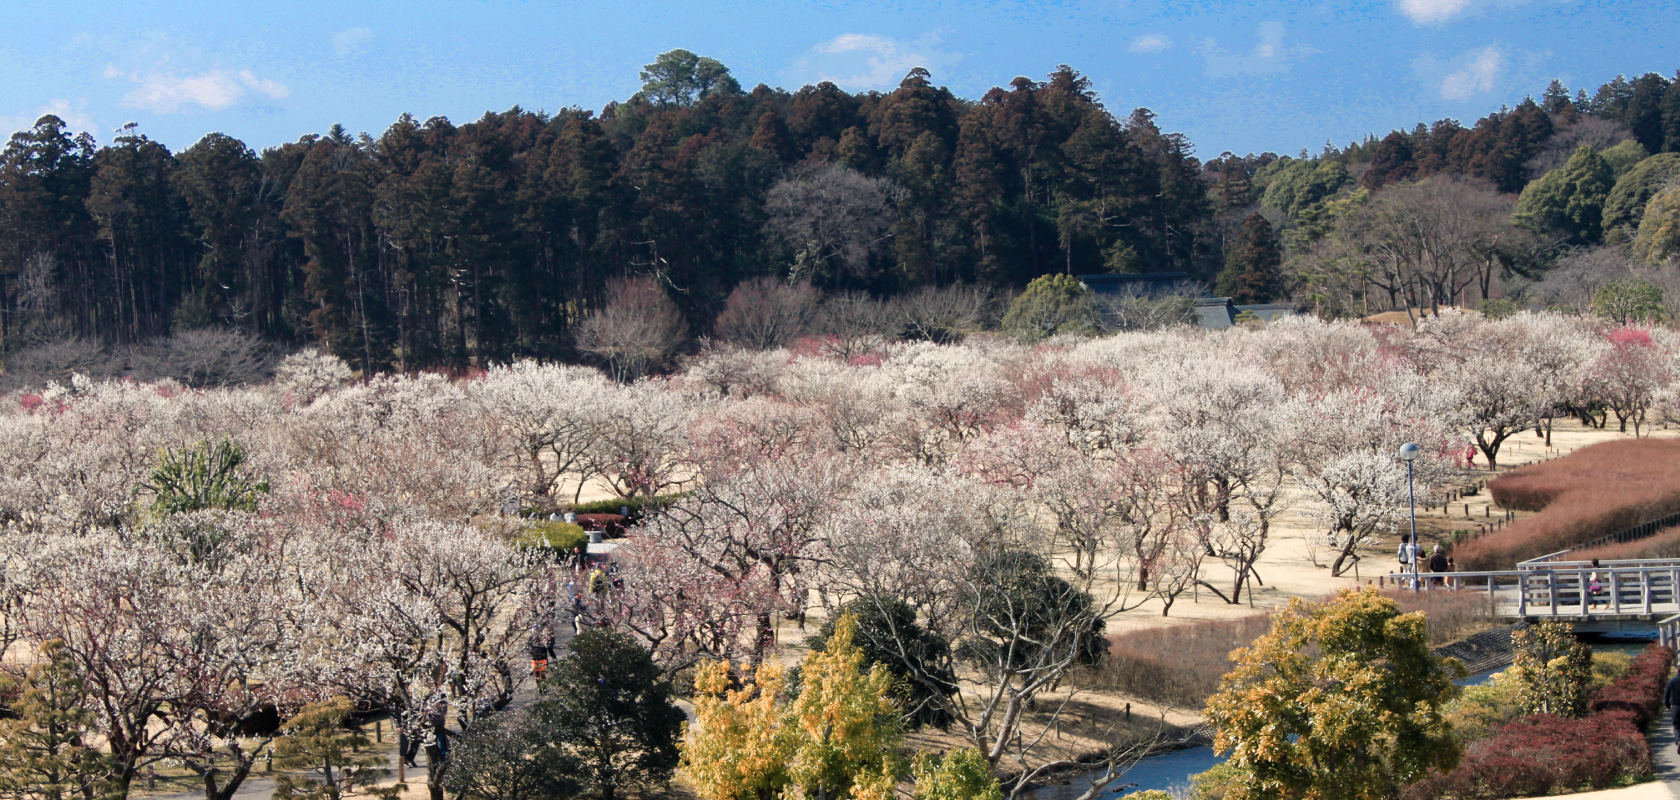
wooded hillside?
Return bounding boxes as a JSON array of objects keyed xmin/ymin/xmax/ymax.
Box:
[{"xmin": 2, "ymin": 52, "xmax": 1678, "ymax": 374}]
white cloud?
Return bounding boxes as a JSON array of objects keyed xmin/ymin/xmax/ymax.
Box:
[
  {"xmin": 0, "ymin": 99, "xmax": 95, "ymax": 139},
  {"xmin": 109, "ymin": 67, "xmax": 289, "ymax": 114},
  {"xmin": 237, "ymin": 70, "xmax": 290, "ymax": 99},
  {"xmin": 1128, "ymin": 34, "xmax": 1173, "ymax": 54},
  {"xmin": 1397, "ymin": 0, "xmax": 1475, "ymax": 24},
  {"xmin": 332, "ymin": 27, "xmax": 374, "ymax": 56},
  {"xmin": 1439, "ymin": 45, "xmax": 1503, "ymax": 100},
  {"xmin": 784, "ymin": 33, "xmax": 961, "ymax": 91},
  {"xmin": 1200, "ymin": 22, "xmax": 1318, "ymax": 78},
  {"xmin": 1396, "ymin": 0, "xmax": 1534, "ymax": 25}
]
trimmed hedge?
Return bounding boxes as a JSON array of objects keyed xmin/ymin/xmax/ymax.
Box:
[
  {"xmin": 514, "ymin": 521, "xmax": 587, "ymax": 557},
  {"xmin": 565, "ymin": 492, "xmax": 686, "ymax": 522},
  {"xmin": 1404, "ymin": 643, "xmax": 1673, "ymax": 799}
]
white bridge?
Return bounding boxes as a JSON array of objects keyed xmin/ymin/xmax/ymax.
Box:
[{"xmin": 1385, "ymin": 557, "xmax": 1680, "ymax": 647}]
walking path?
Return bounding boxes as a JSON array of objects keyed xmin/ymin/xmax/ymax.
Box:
[{"xmin": 1653, "ymin": 717, "xmax": 1680, "ymax": 798}]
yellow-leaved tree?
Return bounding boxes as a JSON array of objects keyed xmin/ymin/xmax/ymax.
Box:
[
  {"xmin": 683, "ymin": 614, "xmax": 973, "ymax": 800},
  {"xmin": 782, "ymin": 614, "xmax": 900, "ymax": 800},
  {"xmin": 911, "ymin": 748, "xmax": 1001, "ymax": 800},
  {"xmin": 1203, "ymin": 588, "xmax": 1462, "ymax": 800},
  {"xmin": 681, "ymin": 657, "xmax": 790, "ymax": 800}
]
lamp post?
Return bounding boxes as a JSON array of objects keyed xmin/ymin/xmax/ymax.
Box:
[{"xmin": 1399, "ymin": 442, "xmax": 1420, "ymax": 592}]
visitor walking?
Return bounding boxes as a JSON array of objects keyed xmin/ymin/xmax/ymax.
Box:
[
  {"xmin": 572, "ymin": 593, "xmax": 588, "ymax": 633},
  {"xmin": 1427, "ymin": 544, "xmax": 1449, "ymax": 588},
  {"xmin": 1588, "ymin": 558, "xmax": 1606, "ymax": 610},
  {"xmin": 1397, "ymin": 534, "xmax": 1419, "ymax": 589},
  {"xmin": 1664, "ymin": 669, "xmax": 1680, "ymax": 753},
  {"xmin": 528, "ymin": 622, "xmax": 552, "ymax": 685}
]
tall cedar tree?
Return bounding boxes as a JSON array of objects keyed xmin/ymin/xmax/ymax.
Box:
[{"xmin": 1216, "ymin": 213, "xmax": 1284, "ymax": 304}]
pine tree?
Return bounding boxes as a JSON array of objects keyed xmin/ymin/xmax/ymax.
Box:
[
  {"xmin": 1216, "ymin": 213, "xmax": 1284, "ymax": 304},
  {"xmin": 1001, "ymin": 273, "xmax": 1095, "ymax": 338},
  {"xmin": 539, "ymin": 631, "xmax": 684, "ymax": 800},
  {"xmin": 1661, "ymin": 80, "xmax": 1680, "ymax": 153},
  {"xmin": 1541, "ymin": 79, "xmax": 1574, "ymax": 114},
  {"xmin": 0, "ymin": 641, "xmax": 114, "ymax": 800},
  {"xmin": 271, "ymin": 698, "xmax": 403, "ymax": 800}
]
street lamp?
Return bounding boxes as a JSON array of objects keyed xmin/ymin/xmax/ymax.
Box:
[{"xmin": 1399, "ymin": 442, "xmax": 1420, "ymax": 592}]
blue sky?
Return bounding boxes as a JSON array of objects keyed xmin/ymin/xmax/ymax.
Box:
[{"xmin": 3, "ymin": 1, "xmax": 1675, "ymax": 160}]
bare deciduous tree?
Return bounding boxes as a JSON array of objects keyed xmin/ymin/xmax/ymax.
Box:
[
  {"xmin": 126, "ymin": 328, "xmax": 275, "ymax": 387},
  {"xmin": 891, "ymin": 284, "xmax": 994, "ymax": 343},
  {"xmin": 576, "ymin": 278, "xmax": 688, "ymax": 382},
  {"xmin": 712, "ymin": 277, "xmax": 819, "ymax": 350},
  {"xmin": 0, "ymin": 337, "xmax": 122, "ymax": 391},
  {"xmin": 1350, "ymin": 176, "xmax": 1526, "ymax": 316},
  {"xmin": 764, "ymin": 164, "xmax": 898, "ymax": 286}
]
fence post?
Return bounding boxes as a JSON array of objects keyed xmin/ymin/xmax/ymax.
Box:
[
  {"xmin": 1645, "ymin": 568, "xmax": 1654, "ymax": 614},
  {"xmin": 1576, "ymin": 568, "xmax": 1584, "ymax": 614}
]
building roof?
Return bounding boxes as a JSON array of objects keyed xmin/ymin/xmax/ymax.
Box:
[
  {"xmin": 1076, "ymin": 273, "xmax": 1298, "ymax": 329},
  {"xmin": 1078, "ymin": 272, "xmax": 1194, "ymax": 293}
]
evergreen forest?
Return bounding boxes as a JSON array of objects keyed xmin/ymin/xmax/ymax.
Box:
[{"xmin": 3, "ymin": 51, "xmax": 1680, "ymax": 374}]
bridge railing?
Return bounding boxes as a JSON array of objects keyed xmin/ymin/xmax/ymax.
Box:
[
  {"xmin": 1517, "ymin": 557, "xmax": 1680, "ymax": 572},
  {"xmin": 1660, "ymin": 613, "xmax": 1680, "ymax": 650},
  {"xmin": 1385, "ymin": 563, "xmax": 1680, "ymax": 617},
  {"xmin": 1382, "ymin": 569, "xmax": 1525, "ymax": 615}
]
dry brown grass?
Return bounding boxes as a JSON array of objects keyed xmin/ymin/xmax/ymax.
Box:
[
  {"xmin": 1456, "ymin": 439, "xmax": 1680, "ymax": 569},
  {"xmin": 1095, "ymin": 613, "xmax": 1272, "ymax": 709},
  {"xmin": 1383, "ymin": 588, "xmax": 1505, "ymax": 645},
  {"xmin": 1572, "ymin": 526, "xmax": 1680, "ymax": 562}
]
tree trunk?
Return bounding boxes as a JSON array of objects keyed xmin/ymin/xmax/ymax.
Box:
[{"xmin": 425, "ymin": 742, "xmax": 446, "ymax": 800}]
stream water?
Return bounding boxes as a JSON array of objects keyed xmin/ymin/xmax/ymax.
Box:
[{"xmin": 1033, "ymin": 630, "xmax": 1659, "ymax": 799}]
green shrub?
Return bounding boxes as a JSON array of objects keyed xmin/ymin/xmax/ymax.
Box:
[
  {"xmin": 1510, "ymin": 620, "xmax": 1593, "ymax": 718},
  {"xmin": 1592, "ymin": 651, "xmax": 1633, "ymax": 691},
  {"xmin": 144, "ymin": 437, "xmax": 269, "ymax": 517},
  {"xmin": 1190, "ymin": 762, "xmax": 1243, "ymax": 800},
  {"xmin": 566, "ymin": 493, "xmax": 686, "ymax": 521},
  {"xmin": 516, "ymin": 521, "xmax": 587, "ymax": 557},
  {"xmin": 1477, "ymin": 298, "xmax": 1520, "ymax": 319},
  {"xmin": 1444, "ymin": 673, "xmax": 1523, "ymax": 744}
]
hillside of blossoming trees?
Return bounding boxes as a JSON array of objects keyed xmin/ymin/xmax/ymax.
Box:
[{"xmin": 1, "ymin": 309, "xmax": 1675, "ymax": 799}]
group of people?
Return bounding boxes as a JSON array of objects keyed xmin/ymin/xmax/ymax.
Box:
[
  {"xmin": 1397, "ymin": 534, "xmax": 1456, "ymax": 588},
  {"xmin": 527, "ymin": 558, "xmax": 621, "ymax": 683}
]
